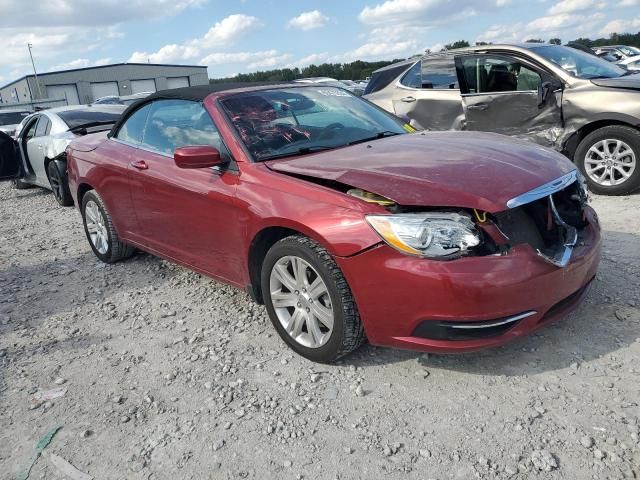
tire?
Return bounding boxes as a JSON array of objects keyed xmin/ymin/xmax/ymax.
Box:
[
  {"xmin": 261, "ymin": 235, "xmax": 365, "ymax": 363},
  {"xmin": 574, "ymin": 125, "xmax": 640, "ymax": 195},
  {"xmin": 11, "ymin": 178, "xmax": 33, "ymax": 190},
  {"xmin": 81, "ymin": 190, "xmax": 135, "ymax": 263},
  {"xmin": 47, "ymin": 160, "xmax": 74, "ymax": 206}
]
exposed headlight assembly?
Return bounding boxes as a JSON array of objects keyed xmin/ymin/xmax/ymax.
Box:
[{"xmin": 366, "ymin": 212, "xmax": 481, "ymax": 258}]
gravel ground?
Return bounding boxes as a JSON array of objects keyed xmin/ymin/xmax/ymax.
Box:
[{"xmin": 0, "ymin": 181, "xmax": 639, "ymax": 480}]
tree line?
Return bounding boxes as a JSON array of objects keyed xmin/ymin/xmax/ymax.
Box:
[
  {"xmin": 209, "ymin": 59, "xmax": 405, "ymax": 84},
  {"xmin": 209, "ymin": 31, "xmax": 640, "ymax": 83}
]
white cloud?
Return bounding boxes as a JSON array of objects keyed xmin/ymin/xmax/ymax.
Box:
[
  {"xmin": 0, "ymin": 0, "xmax": 205, "ymax": 27},
  {"xmin": 335, "ymin": 40, "xmax": 419, "ymax": 62},
  {"xmin": 94, "ymin": 57, "xmax": 113, "ymax": 66},
  {"xmin": 477, "ymin": 12, "xmax": 606, "ymax": 43},
  {"xmin": 620, "ymin": 0, "xmax": 638, "ymax": 5},
  {"xmin": 358, "ymin": 0, "xmax": 506, "ymax": 25},
  {"xmin": 548, "ymin": 0, "xmax": 605, "ymax": 15},
  {"xmin": 128, "ymin": 14, "xmax": 262, "ymax": 64},
  {"xmin": 199, "ymin": 50, "xmax": 291, "ymax": 72},
  {"xmin": 201, "ymin": 14, "xmax": 263, "ymax": 46},
  {"xmin": 287, "ymin": 10, "xmax": 329, "ymax": 30},
  {"xmin": 601, "ymin": 17, "xmax": 640, "ymax": 34}
]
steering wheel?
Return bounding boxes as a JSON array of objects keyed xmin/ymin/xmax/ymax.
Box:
[{"xmin": 318, "ymin": 122, "xmax": 345, "ymax": 140}]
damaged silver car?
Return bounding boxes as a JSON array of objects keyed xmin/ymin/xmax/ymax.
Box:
[
  {"xmin": 0, "ymin": 105, "xmax": 125, "ymax": 205},
  {"xmin": 365, "ymin": 44, "xmax": 640, "ymax": 195}
]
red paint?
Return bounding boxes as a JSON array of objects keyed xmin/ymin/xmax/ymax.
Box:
[{"xmin": 66, "ymin": 89, "xmax": 602, "ymax": 354}]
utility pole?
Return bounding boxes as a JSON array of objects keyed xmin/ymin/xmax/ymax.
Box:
[{"xmin": 27, "ymin": 43, "xmax": 43, "ymax": 100}]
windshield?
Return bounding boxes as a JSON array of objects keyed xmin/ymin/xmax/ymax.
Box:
[
  {"xmin": 530, "ymin": 45, "xmax": 626, "ymax": 79},
  {"xmin": 57, "ymin": 109, "xmax": 123, "ymax": 129},
  {"xmin": 221, "ymin": 86, "xmax": 406, "ymax": 161},
  {"xmin": 0, "ymin": 111, "xmax": 31, "ymax": 126},
  {"xmin": 619, "ymin": 46, "xmax": 640, "ymax": 56}
]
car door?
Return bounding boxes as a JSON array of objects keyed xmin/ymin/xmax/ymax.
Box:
[
  {"xmin": 0, "ymin": 131, "xmax": 20, "ymax": 180},
  {"xmin": 457, "ymin": 53, "xmax": 563, "ymax": 148},
  {"xmin": 128, "ymin": 99, "xmax": 244, "ymax": 283},
  {"xmin": 391, "ymin": 55, "xmax": 465, "ymax": 131},
  {"xmin": 23, "ymin": 114, "xmax": 51, "ymax": 184},
  {"xmin": 28, "ymin": 114, "xmax": 52, "ymax": 183}
]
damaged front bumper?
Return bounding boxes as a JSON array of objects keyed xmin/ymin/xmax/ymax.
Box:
[{"xmin": 334, "ymin": 170, "xmax": 600, "ymax": 353}]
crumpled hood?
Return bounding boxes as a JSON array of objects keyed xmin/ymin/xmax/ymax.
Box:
[
  {"xmin": 591, "ymin": 73, "xmax": 640, "ymax": 91},
  {"xmin": 266, "ymin": 132, "xmax": 575, "ymax": 213}
]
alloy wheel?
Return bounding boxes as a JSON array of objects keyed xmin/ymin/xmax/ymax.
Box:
[
  {"xmin": 584, "ymin": 138, "xmax": 637, "ymax": 187},
  {"xmin": 269, "ymin": 255, "xmax": 334, "ymax": 348},
  {"xmin": 84, "ymin": 200, "xmax": 109, "ymax": 254}
]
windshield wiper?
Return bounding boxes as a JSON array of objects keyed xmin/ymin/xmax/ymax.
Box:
[
  {"xmin": 348, "ymin": 131, "xmax": 401, "ymax": 146},
  {"xmin": 261, "ymin": 145, "xmax": 335, "ymax": 161}
]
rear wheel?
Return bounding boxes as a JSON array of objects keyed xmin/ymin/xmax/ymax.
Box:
[
  {"xmin": 575, "ymin": 125, "xmax": 640, "ymax": 195},
  {"xmin": 47, "ymin": 160, "xmax": 73, "ymax": 206},
  {"xmin": 261, "ymin": 235, "xmax": 365, "ymax": 363},
  {"xmin": 81, "ymin": 190, "xmax": 135, "ymax": 263}
]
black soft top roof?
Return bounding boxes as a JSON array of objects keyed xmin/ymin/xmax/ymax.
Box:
[{"xmin": 108, "ymin": 81, "xmax": 292, "ymax": 136}]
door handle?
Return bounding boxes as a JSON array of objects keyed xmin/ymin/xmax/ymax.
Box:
[
  {"xmin": 467, "ymin": 103, "xmax": 489, "ymax": 111},
  {"xmin": 130, "ymin": 160, "xmax": 148, "ymax": 170},
  {"xmin": 401, "ymin": 96, "xmax": 416, "ymax": 103}
]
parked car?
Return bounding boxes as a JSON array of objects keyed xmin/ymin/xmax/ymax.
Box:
[
  {"xmin": 365, "ymin": 43, "xmax": 640, "ymax": 195},
  {"xmin": 0, "ymin": 108, "xmax": 32, "ymax": 138},
  {"xmin": 92, "ymin": 92, "xmax": 153, "ymax": 106},
  {"xmin": 294, "ymin": 77, "xmax": 365, "ymax": 96},
  {"xmin": 619, "ymin": 55, "xmax": 640, "ymax": 72},
  {"xmin": 0, "ymin": 105, "xmax": 125, "ymax": 205},
  {"xmin": 50, "ymin": 84, "xmax": 601, "ymax": 362},
  {"xmin": 593, "ymin": 45, "xmax": 640, "ymax": 61}
]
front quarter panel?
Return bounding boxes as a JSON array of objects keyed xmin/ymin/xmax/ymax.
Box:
[
  {"xmin": 237, "ymin": 165, "xmax": 384, "ymax": 258},
  {"xmin": 561, "ymin": 83, "xmax": 640, "ymax": 148}
]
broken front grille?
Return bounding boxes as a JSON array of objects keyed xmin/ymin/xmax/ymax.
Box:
[{"xmin": 494, "ymin": 171, "xmax": 588, "ymax": 267}]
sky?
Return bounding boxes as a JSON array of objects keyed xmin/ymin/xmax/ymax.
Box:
[{"xmin": 1, "ymin": 0, "xmax": 639, "ymax": 85}]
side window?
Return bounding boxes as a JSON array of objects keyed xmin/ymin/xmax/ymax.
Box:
[
  {"xmin": 141, "ymin": 99, "xmax": 231, "ymax": 160},
  {"xmin": 399, "ymin": 62, "xmax": 422, "ymax": 89},
  {"xmin": 116, "ymin": 103, "xmax": 151, "ymax": 145},
  {"xmin": 35, "ymin": 116, "xmax": 51, "ymax": 137},
  {"xmin": 421, "ymin": 57, "xmax": 458, "ymax": 89},
  {"xmin": 461, "ymin": 55, "xmax": 541, "ymax": 94},
  {"xmin": 23, "ymin": 118, "xmax": 39, "ymax": 141}
]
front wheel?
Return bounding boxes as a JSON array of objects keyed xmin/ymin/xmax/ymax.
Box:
[
  {"xmin": 261, "ymin": 235, "xmax": 365, "ymax": 363},
  {"xmin": 47, "ymin": 160, "xmax": 74, "ymax": 206},
  {"xmin": 575, "ymin": 125, "xmax": 640, "ymax": 195},
  {"xmin": 81, "ymin": 190, "xmax": 135, "ymax": 263}
]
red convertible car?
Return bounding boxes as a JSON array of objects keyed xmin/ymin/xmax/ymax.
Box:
[{"xmin": 64, "ymin": 84, "xmax": 601, "ymax": 362}]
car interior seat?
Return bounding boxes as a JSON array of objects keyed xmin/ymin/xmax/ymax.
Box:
[{"xmin": 487, "ymin": 64, "xmax": 517, "ymax": 92}]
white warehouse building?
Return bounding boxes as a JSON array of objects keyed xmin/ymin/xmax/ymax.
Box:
[{"xmin": 0, "ymin": 63, "xmax": 209, "ymax": 106}]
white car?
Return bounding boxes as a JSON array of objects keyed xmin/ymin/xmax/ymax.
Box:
[
  {"xmin": 619, "ymin": 55, "xmax": 640, "ymax": 72},
  {"xmin": 0, "ymin": 105, "xmax": 125, "ymax": 205}
]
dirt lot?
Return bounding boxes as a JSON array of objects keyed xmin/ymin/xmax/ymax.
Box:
[{"xmin": 0, "ymin": 180, "xmax": 639, "ymax": 480}]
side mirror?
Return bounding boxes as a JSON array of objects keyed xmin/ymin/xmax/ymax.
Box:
[
  {"xmin": 537, "ymin": 81, "xmax": 552, "ymax": 108},
  {"xmin": 174, "ymin": 145, "xmax": 223, "ymax": 169}
]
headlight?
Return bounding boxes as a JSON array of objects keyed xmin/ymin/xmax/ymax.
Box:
[{"xmin": 366, "ymin": 212, "xmax": 481, "ymax": 258}]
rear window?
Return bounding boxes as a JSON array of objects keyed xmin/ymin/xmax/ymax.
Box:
[
  {"xmin": 0, "ymin": 111, "xmax": 31, "ymax": 126},
  {"xmin": 57, "ymin": 110, "xmax": 122, "ymax": 129}
]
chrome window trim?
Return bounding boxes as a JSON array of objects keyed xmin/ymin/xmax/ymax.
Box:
[
  {"xmin": 506, "ymin": 170, "xmax": 577, "ymax": 209},
  {"xmin": 447, "ymin": 310, "xmax": 537, "ymax": 330},
  {"xmin": 461, "ymin": 90, "xmax": 537, "ymax": 97}
]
